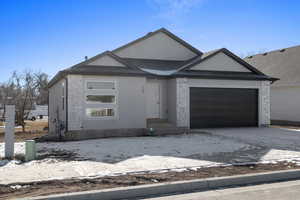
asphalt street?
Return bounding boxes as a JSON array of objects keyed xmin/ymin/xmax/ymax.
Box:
[{"xmin": 141, "ymin": 180, "xmax": 300, "ymax": 200}]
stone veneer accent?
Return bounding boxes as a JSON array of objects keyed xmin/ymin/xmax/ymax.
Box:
[
  {"xmin": 67, "ymin": 75, "xmax": 84, "ymax": 130},
  {"xmin": 176, "ymin": 78, "xmax": 189, "ymax": 127},
  {"xmin": 261, "ymin": 81, "xmax": 271, "ymax": 126}
]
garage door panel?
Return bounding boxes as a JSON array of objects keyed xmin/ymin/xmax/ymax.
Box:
[{"xmin": 190, "ymin": 87, "xmax": 258, "ymax": 128}]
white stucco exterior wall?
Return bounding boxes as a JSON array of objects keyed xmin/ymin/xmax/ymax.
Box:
[
  {"xmin": 270, "ymin": 86, "xmax": 300, "ymax": 122},
  {"xmin": 175, "ymin": 78, "xmax": 271, "ymax": 128},
  {"xmin": 48, "ymin": 78, "xmax": 67, "ymax": 134},
  {"xmin": 67, "ymin": 75, "xmax": 147, "ymax": 131},
  {"xmin": 68, "ymin": 75, "xmax": 84, "ymax": 130}
]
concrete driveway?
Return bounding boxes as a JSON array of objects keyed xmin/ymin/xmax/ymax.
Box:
[{"xmin": 196, "ymin": 127, "xmax": 300, "ymax": 164}]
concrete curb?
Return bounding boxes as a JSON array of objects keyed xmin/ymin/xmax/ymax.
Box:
[{"xmin": 19, "ymin": 169, "xmax": 300, "ymax": 200}]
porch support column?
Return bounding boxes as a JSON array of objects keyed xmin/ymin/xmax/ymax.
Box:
[
  {"xmin": 260, "ymin": 81, "xmax": 271, "ymax": 127},
  {"xmin": 176, "ymin": 78, "xmax": 189, "ymax": 127}
]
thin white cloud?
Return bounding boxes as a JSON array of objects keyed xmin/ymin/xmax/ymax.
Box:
[{"xmin": 148, "ymin": 0, "xmax": 204, "ymax": 31}]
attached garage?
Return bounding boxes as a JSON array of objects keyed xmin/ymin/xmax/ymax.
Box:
[{"xmin": 190, "ymin": 87, "xmax": 258, "ymax": 128}]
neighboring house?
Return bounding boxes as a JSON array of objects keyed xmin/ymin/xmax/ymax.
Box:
[
  {"xmin": 26, "ymin": 105, "xmax": 48, "ymax": 121},
  {"xmin": 245, "ymin": 45, "xmax": 300, "ymax": 125},
  {"xmin": 48, "ymin": 28, "xmax": 276, "ymax": 139}
]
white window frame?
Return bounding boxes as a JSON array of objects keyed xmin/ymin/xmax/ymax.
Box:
[
  {"xmin": 62, "ymin": 82, "xmax": 65, "ymax": 110},
  {"xmin": 85, "ymin": 107, "xmax": 116, "ymax": 120},
  {"xmin": 84, "ymin": 79, "xmax": 119, "ymax": 120},
  {"xmin": 85, "ymin": 80, "xmax": 117, "ymax": 91},
  {"xmin": 85, "ymin": 94, "xmax": 117, "ymax": 104}
]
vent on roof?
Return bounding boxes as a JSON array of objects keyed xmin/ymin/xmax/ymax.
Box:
[
  {"xmin": 262, "ymin": 53, "xmax": 268, "ymax": 56},
  {"xmin": 280, "ymin": 49, "xmax": 286, "ymax": 52}
]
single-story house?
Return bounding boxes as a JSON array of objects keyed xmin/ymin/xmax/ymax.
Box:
[
  {"xmin": 48, "ymin": 28, "xmax": 276, "ymax": 139},
  {"xmin": 245, "ymin": 45, "xmax": 300, "ymax": 125}
]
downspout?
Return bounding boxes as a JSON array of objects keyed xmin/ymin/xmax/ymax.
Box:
[
  {"xmin": 47, "ymin": 88, "xmax": 50, "ymax": 133},
  {"xmin": 65, "ymin": 77, "xmax": 68, "ymax": 132}
]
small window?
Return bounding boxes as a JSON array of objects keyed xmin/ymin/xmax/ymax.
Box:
[
  {"xmin": 86, "ymin": 108, "xmax": 115, "ymax": 117},
  {"xmin": 86, "ymin": 95, "xmax": 115, "ymax": 103},
  {"xmin": 62, "ymin": 83, "xmax": 65, "ymax": 110},
  {"xmin": 62, "ymin": 97, "xmax": 65, "ymax": 110},
  {"xmin": 87, "ymin": 82, "xmax": 115, "ymax": 90}
]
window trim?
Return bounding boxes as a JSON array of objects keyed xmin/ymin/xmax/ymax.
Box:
[
  {"xmin": 85, "ymin": 80, "xmax": 116, "ymax": 91},
  {"xmin": 85, "ymin": 94, "xmax": 116, "ymax": 104},
  {"xmin": 62, "ymin": 82, "xmax": 65, "ymax": 110}
]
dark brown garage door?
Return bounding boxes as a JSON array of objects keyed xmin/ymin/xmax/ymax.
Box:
[{"xmin": 190, "ymin": 87, "xmax": 258, "ymax": 128}]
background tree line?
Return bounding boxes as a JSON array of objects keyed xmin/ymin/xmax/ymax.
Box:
[{"xmin": 0, "ymin": 71, "xmax": 49, "ymax": 131}]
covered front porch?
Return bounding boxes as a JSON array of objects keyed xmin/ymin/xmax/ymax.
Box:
[{"xmin": 145, "ymin": 78, "xmax": 178, "ymax": 128}]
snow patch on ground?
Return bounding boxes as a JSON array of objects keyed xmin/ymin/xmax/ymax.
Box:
[
  {"xmin": 0, "ymin": 143, "xmax": 25, "ymax": 157},
  {"xmin": 1, "ymin": 129, "xmax": 300, "ymax": 184},
  {"xmin": 0, "ymin": 134, "xmax": 244, "ymax": 184},
  {"xmin": 38, "ymin": 134, "xmax": 249, "ymax": 162}
]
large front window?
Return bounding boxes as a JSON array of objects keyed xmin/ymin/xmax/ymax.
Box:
[
  {"xmin": 85, "ymin": 80, "xmax": 118, "ymax": 119},
  {"xmin": 86, "ymin": 95, "xmax": 116, "ymax": 103},
  {"xmin": 86, "ymin": 108, "xmax": 115, "ymax": 117},
  {"xmin": 87, "ymin": 81, "xmax": 115, "ymax": 90}
]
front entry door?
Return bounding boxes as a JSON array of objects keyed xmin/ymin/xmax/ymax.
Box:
[{"xmin": 146, "ymin": 82, "xmax": 160, "ymax": 119}]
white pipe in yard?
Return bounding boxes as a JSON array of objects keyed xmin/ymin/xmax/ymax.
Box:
[{"xmin": 5, "ymin": 105, "xmax": 15, "ymax": 159}]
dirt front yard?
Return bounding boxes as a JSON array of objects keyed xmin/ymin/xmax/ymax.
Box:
[
  {"xmin": 1, "ymin": 161, "xmax": 300, "ymax": 199},
  {"xmin": 0, "ymin": 120, "xmax": 47, "ymax": 142},
  {"xmin": 1, "ymin": 127, "xmax": 300, "ymax": 199},
  {"xmin": 1, "ymin": 128, "xmax": 300, "ymax": 185}
]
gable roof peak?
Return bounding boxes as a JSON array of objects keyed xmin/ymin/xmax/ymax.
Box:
[
  {"xmin": 177, "ymin": 48, "xmax": 269, "ymax": 76},
  {"xmin": 112, "ymin": 27, "xmax": 203, "ymax": 56}
]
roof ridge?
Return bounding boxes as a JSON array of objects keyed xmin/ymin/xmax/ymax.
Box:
[
  {"xmin": 245, "ymin": 44, "xmax": 300, "ymax": 58},
  {"xmin": 69, "ymin": 50, "xmax": 111, "ymax": 69},
  {"xmin": 69, "ymin": 51, "xmax": 138, "ymax": 70},
  {"xmin": 121, "ymin": 57, "xmax": 186, "ymax": 62}
]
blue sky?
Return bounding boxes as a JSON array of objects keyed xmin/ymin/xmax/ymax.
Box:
[{"xmin": 0, "ymin": 0, "xmax": 299, "ymax": 81}]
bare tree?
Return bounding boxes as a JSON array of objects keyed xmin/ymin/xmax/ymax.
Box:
[
  {"xmin": 0, "ymin": 71, "xmax": 49, "ymax": 132},
  {"xmin": 12, "ymin": 71, "xmax": 37, "ymax": 132},
  {"xmin": 35, "ymin": 72, "xmax": 49, "ymax": 105},
  {"xmin": 0, "ymin": 77, "xmax": 20, "ymax": 119}
]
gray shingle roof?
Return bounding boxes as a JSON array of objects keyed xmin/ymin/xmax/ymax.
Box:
[
  {"xmin": 48, "ymin": 49, "xmax": 275, "ymax": 88},
  {"xmin": 245, "ymin": 45, "xmax": 300, "ymax": 86},
  {"xmin": 121, "ymin": 58, "xmax": 186, "ymax": 71},
  {"xmin": 48, "ymin": 28, "xmax": 277, "ymax": 88}
]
